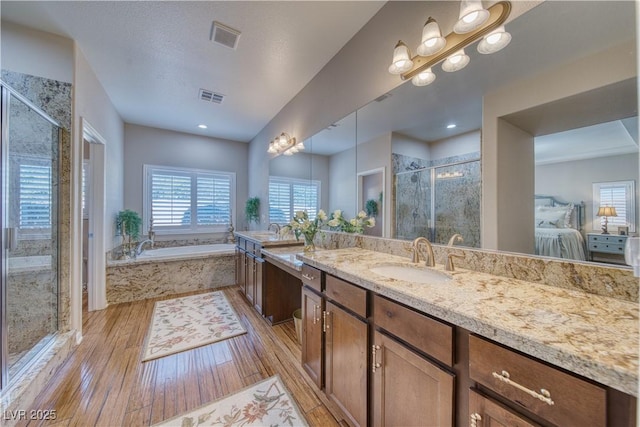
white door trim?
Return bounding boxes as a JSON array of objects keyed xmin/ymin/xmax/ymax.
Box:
[{"xmin": 81, "ymin": 118, "xmax": 107, "ymax": 311}]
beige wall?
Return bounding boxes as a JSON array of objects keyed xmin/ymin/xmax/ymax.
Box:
[
  {"xmin": 482, "ymin": 40, "xmax": 637, "ymax": 251},
  {"xmin": 123, "ymin": 123, "xmax": 249, "ymax": 231},
  {"xmin": 430, "ymin": 130, "xmax": 481, "ymax": 160},
  {"xmin": 392, "ymin": 132, "xmax": 431, "ymax": 161},
  {"xmin": 357, "ymin": 133, "xmax": 392, "ymax": 237},
  {"xmin": 329, "ymin": 147, "xmax": 357, "ymax": 215}
]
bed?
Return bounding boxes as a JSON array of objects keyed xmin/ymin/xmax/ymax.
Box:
[{"xmin": 534, "ymin": 195, "xmax": 586, "ymax": 261}]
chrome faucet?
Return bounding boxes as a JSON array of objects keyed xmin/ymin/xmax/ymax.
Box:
[
  {"xmin": 411, "ymin": 236, "xmax": 435, "ymax": 267},
  {"xmin": 136, "ymin": 239, "xmax": 154, "ymax": 256},
  {"xmin": 448, "ymin": 234, "xmax": 463, "ymax": 247},
  {"xmin": 268, "ymin": 223, "xmax": 281, "ymax": 234}
]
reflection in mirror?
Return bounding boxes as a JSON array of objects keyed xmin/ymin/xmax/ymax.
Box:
[
  {"xmin": 308, "ymin": 111, "xmax": 358, "ymax": 219},
  {"xmin": 352, "ymin": 0, "xmax": 637, "ymax": 267},
  {"xmin": 268, "ymin": 137, "xmax": 315, "ymax": 224}
]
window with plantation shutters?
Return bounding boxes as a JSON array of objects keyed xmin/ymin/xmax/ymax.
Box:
[
  {"xmin": 592, "ymin": 180, "xmax": 636, "ymax": 232},
  {"xmin": 269, "ymin": 176, "xmax": 320, "ymax": 223},
  {"xmin": 19, "ymin": 161, "xmax": 52, "ymax": 230},
  {"xmin": 144, "ymin": 165, "xmax": 235, "ymax": 234}
]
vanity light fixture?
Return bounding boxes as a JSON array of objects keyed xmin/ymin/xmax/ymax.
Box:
[
  {"xmin": 388, "ymin": 1, "xmax": 512, "ymax": 87},
  {"xmin": 267, "ymin": 132, "xmax": 304, "ymax": 157},
  {"xmin": 436, "ymin": 171, "xmax": 464, "ymax": 179}
]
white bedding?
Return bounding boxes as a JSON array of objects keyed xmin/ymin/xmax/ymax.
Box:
[{"xmin": 535, "ymin": 227, "xmax": 586, "ymax": 260}]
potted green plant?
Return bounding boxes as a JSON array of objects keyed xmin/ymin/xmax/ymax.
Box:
[
  {"xmin": 245, "ymin": 197, "xmax": 260, "ymax": 224},
  {"xmin": 116, "ymin": 209, "xmax": 142, "ymax": 258},
  {"xmin": 365, "ymin": 199, "xmax": 379, "ymax": 218}
]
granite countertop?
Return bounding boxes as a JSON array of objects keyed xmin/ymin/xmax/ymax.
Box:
[
  {"xmin": 261, "ymin": 246, "xmax": 305, "ymax": 271},
  {"xmin": 235, "ymin": 231, "xmax": 303, "ymax": 248},
  {"xmin": 298, "ymin": 248, "xmax": 639, "ymax": 397}
]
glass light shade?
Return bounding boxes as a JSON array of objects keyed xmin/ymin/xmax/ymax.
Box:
[
  {"xmin": 388, "ymin": 41, "xmax": 414, "ymax": 75},
  {"xmin": 283, "ymin": 150, "xmax": 294, "ymax": 156},
  {"xmin": 597, "ymin": 206, "xmax": 618, "ymax": 217},
  {"xmin": 417, "ymin": 18, "xmax": 446, "ymax": 56},
  {"xmin": 441, "ymin": 49, "xmax": 470, "ymax": 72},
  {"xmin": 453, "ymin": 0, "xmax": 490, "ymax": 34},
  {"xmin": 411, "ymin": 68, "xmax": 436, "ymax": 86},
  {"xmin": 267, "ymin": 142, "xmax": 277, "ymax": 154},
  {"xmin": 478, "ymin": 26, "xmax": 512, "ymax": 54},
  {"xmin": 278, "ymin": 133, "xmax": 289, "ymax": 146},
  {"xmin": 295, "ymin": 141, "xmax": 305, "ymax": 150}
]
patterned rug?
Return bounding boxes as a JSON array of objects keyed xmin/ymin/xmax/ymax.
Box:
[
  {"xmin": 153, "ymin": 375, "xmax": 308, "ymax": 427},
  {"xmin": 142, "ymin": 291, "xmax": 247, "ymax": 361}
]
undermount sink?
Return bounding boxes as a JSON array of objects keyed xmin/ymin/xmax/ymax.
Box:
[{"xmin": 370, "ymin": 264, "xmax": 452, "ymax": 284}]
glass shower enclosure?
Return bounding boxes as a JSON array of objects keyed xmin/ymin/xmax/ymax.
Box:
[
  {"xmin": 395, "ymin": 159, "xmax": 481, "ymax": 247},
  {"xmin": 1, "ymin": 82, "xmax": 60, "ymax": 389}
]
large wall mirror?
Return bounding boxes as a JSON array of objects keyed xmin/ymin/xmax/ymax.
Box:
[{"xmin": 270, "ymin": 1, "xmax": 638, "ymax": 269}]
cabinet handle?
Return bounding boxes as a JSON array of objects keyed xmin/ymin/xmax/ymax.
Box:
[
  {"xmin": 322, "ymin": 311, "xmax": 330, "ymax": 332},
  {"xmin": 492, "ymin": 370, "xmax": 555, "ymax": 406},
  {"xmin": 312, "ymin": 305, "xmax": 318, "ymax": 325},
  {"xmin": 371, "ymin": 344, "xmax": 381, "ymax": 373},
  {"xmin": 470, "ymin": 413, "xmax": 482, "ymax": 427},
  {"xmin": 302, "ymin": 273, "xmax": 315, "ymax": 281}
]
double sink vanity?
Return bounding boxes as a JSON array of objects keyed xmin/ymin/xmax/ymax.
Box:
[{"xmin": 234, "ymin": 230, "xmax": 638, "ymax": 427}]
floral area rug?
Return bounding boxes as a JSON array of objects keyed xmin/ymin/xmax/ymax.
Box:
[
  {"xmin": 142, "ymin": 291, "xmax": 247, "ymax": 362},
  {"xmin": 153, "ymin": 375, "xmax": 309, "ymax": 427}
]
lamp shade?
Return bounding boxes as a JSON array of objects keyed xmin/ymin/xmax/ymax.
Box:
[
  {"xmin": 411, "ymin": 68, "xmax": 436, "ymax": 86},
  {"xmin": 442, "ymin": 49, "xmax": 470, "ymax": 72},
  {"xmin": 453, "ymin": 0, "xmax": 490, "ymax": 34},
  {"xmin": 388, "ymin": 40, "xmax": 414, "ymax": 75},
  {"xmin": 597, "ymin": 206, "xmax": 618, "ymax": 217},
  {"xmin": 478, "ymin": 25, "xmax": 512, "ymax": 54},
  {"xmin": 417, "ymin": 17, "xmax": 446, "ymax": 56}
]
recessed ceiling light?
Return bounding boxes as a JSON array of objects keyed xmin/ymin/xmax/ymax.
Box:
[
  {"xmin": 446, "ymin": 124, "xmax": 456, "ymax": 129},
  {"xmin": 198, "ymin": 124, "xmax": 208, "ymax": 129}
]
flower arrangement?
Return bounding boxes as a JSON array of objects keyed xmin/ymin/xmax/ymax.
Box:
[
  {"xmin": 327, "ymin": 210, "xmax": 375, "ymax": 234},
  {"xmin": 282, "ymin": 209, "xmax": 328, "ymax": 252}
]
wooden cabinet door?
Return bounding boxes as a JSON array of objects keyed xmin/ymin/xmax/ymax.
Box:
[
  {"xmin": 302, "ymin": 287, "xmax": 323, "ymax": 388},
  {"xmin": 468, "ymin": 389, "xmax": 540, "ymax": 427},
  {"xmin": 236, "ymin": 249, "xmax": 246, "ymax": 288},
  {"xmin": 253, "ymin": 257, "xmax": 264, "ymax": 314},
  {"xmin": 245, "ymin": 253, "xmax": 255, "ymax": 304},
  {"xmin": 372, "ymin": 330, "xmax": 454, "ymax": 427},
  {"xmin": 325, "ymin": 301, "xmax": 367, "ymax": 427}
]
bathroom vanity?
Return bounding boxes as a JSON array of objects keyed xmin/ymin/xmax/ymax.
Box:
[
  {"xmin": 298, "ymin": 248, "xmax": 638, "ymax": 427},
  {"xmin": 234, "ymin": 231, "xmax": 303, "ymax": 324}
]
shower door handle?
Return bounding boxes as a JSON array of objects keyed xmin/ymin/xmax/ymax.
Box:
[{"xmin": 5, "ymin": 227, "xmax": 18, "ymax": 251}]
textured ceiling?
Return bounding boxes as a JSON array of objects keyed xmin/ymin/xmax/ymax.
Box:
[{"xmin": 0, "ymin": 1, "xmax": 385, "ymax": 142}]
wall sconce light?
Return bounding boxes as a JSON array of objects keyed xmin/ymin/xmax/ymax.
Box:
[
  {"xmin": 597, "ymin": 205, "xmax": 618, "ymax": 234},
  {"xmin": 389, "ymin": 1, "xmax": 512, "ymax": 87},
  {"xmin": 436, "ymin": 171, "xmax": 464, "ymax": 179},
  {"xmin": 267, "ymin": 132, "xmax": 304, "ymax": 156}
]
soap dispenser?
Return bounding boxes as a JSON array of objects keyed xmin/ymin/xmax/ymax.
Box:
[{"xmin": 624, "ymin": 237, "xmax": 640, "ymax": 277}]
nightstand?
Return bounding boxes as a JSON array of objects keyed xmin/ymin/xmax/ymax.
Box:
[{"xmin": 587, "ymin": 233, "xmax": 628, "ymax": 263}]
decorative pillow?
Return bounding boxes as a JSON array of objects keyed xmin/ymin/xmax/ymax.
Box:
[{"xmin": 535, "ymin": 204, "xmax": 573, "ymax": 228}]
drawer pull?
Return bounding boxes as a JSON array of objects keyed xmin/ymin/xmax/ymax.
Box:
[
  {"xmin": 492, "ymin": 370, "xmax": 555, "ymax": 406},
  {"xmin": 302, "ymin": 273, "xmax": 315, "ymax": 281},
  {"xmin": 372, "ymin": 345, "xmax": 381, "ymax": 373},
  {"xmin": 312, "ymin": 305, "xmax": 318, "ymax": 325},
  {"xmin": 470, "ymin": 413, "xmax": 482, "ymax": 427}
]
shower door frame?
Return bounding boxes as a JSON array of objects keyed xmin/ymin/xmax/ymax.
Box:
[{"xmin": 0, "ymin": 81, "xmax": 62, "ymax": 390}]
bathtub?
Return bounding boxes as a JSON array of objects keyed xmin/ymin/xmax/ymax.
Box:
[
  {"xmin": 106, "ymin": 244, "xmax": 236, "ymax": 304},
  {"xmin": 137, "ymin": 243, "xmax": 236, "ymax": 260}
]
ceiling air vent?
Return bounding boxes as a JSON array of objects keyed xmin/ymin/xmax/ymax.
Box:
[
  {"xmin": 375, "ymin": 93, "xmax": 392, "ymax": 103},
  {"xmin": 199, "ymin": 89, "xmax": 225, "ymax": 104},
  {"xmin": 210, "ymin": 21, "xmax": 241, "ymax": 50}
]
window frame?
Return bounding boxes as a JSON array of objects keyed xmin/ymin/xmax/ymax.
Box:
[
  {"xmin": 268, "ymin": 176, "xmax": 321, "ymax": 224},
  {"xmin": 143, "ymin": 164, "xmax": 235, "ymax": 235},
  {"xmin": 592, "ymin": 180, "xmax": 636, "ymax": 233}
]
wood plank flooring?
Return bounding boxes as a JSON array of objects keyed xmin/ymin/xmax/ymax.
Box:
[{"xmin": 19, "ymin": 286, "xmax": 343, "ymax": 427}]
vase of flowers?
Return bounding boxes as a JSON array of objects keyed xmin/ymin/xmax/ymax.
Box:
[
  {"xmin": 283, "ymin": 209, "xmax": 328, "ymax": 252},
  {"xmin": 327, "ymin": 209, "xmax": 375, "ymax": 233}
]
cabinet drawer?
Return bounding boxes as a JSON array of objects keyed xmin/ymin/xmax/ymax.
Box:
[
  {"xmin": 373, "ymin": 294, "xmax": 453, "ymax": 367},
  {"xmin": 589, "ymin": 234, "xmax": 627, "ymax": 245},
  {"xmin": 301, "ymin": 264, "xmax": 322, "ymax": 292},
  {"xmin": 469, "ymin": 335, "xmax": 606, "ymax": 427},
  {"xmin": 588, "ymin": 242, "xmax": 625, "ymax": 254},
  {"xmin": 325, "ymin": 275, "xmax": 367, "ymax": 318}
]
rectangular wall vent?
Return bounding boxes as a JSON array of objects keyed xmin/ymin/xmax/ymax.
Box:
[
  {"xmin": 210, "ymin": 21, "xmax": 241, "ymax": 50},
  {"xmin": 199, "ymin": 89, "xmax": 225, "ymax": 104}
]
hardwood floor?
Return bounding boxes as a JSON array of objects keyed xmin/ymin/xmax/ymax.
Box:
[{"xmin": 20, "ymin": 286, "xmax": 342, "ymax": 426}]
